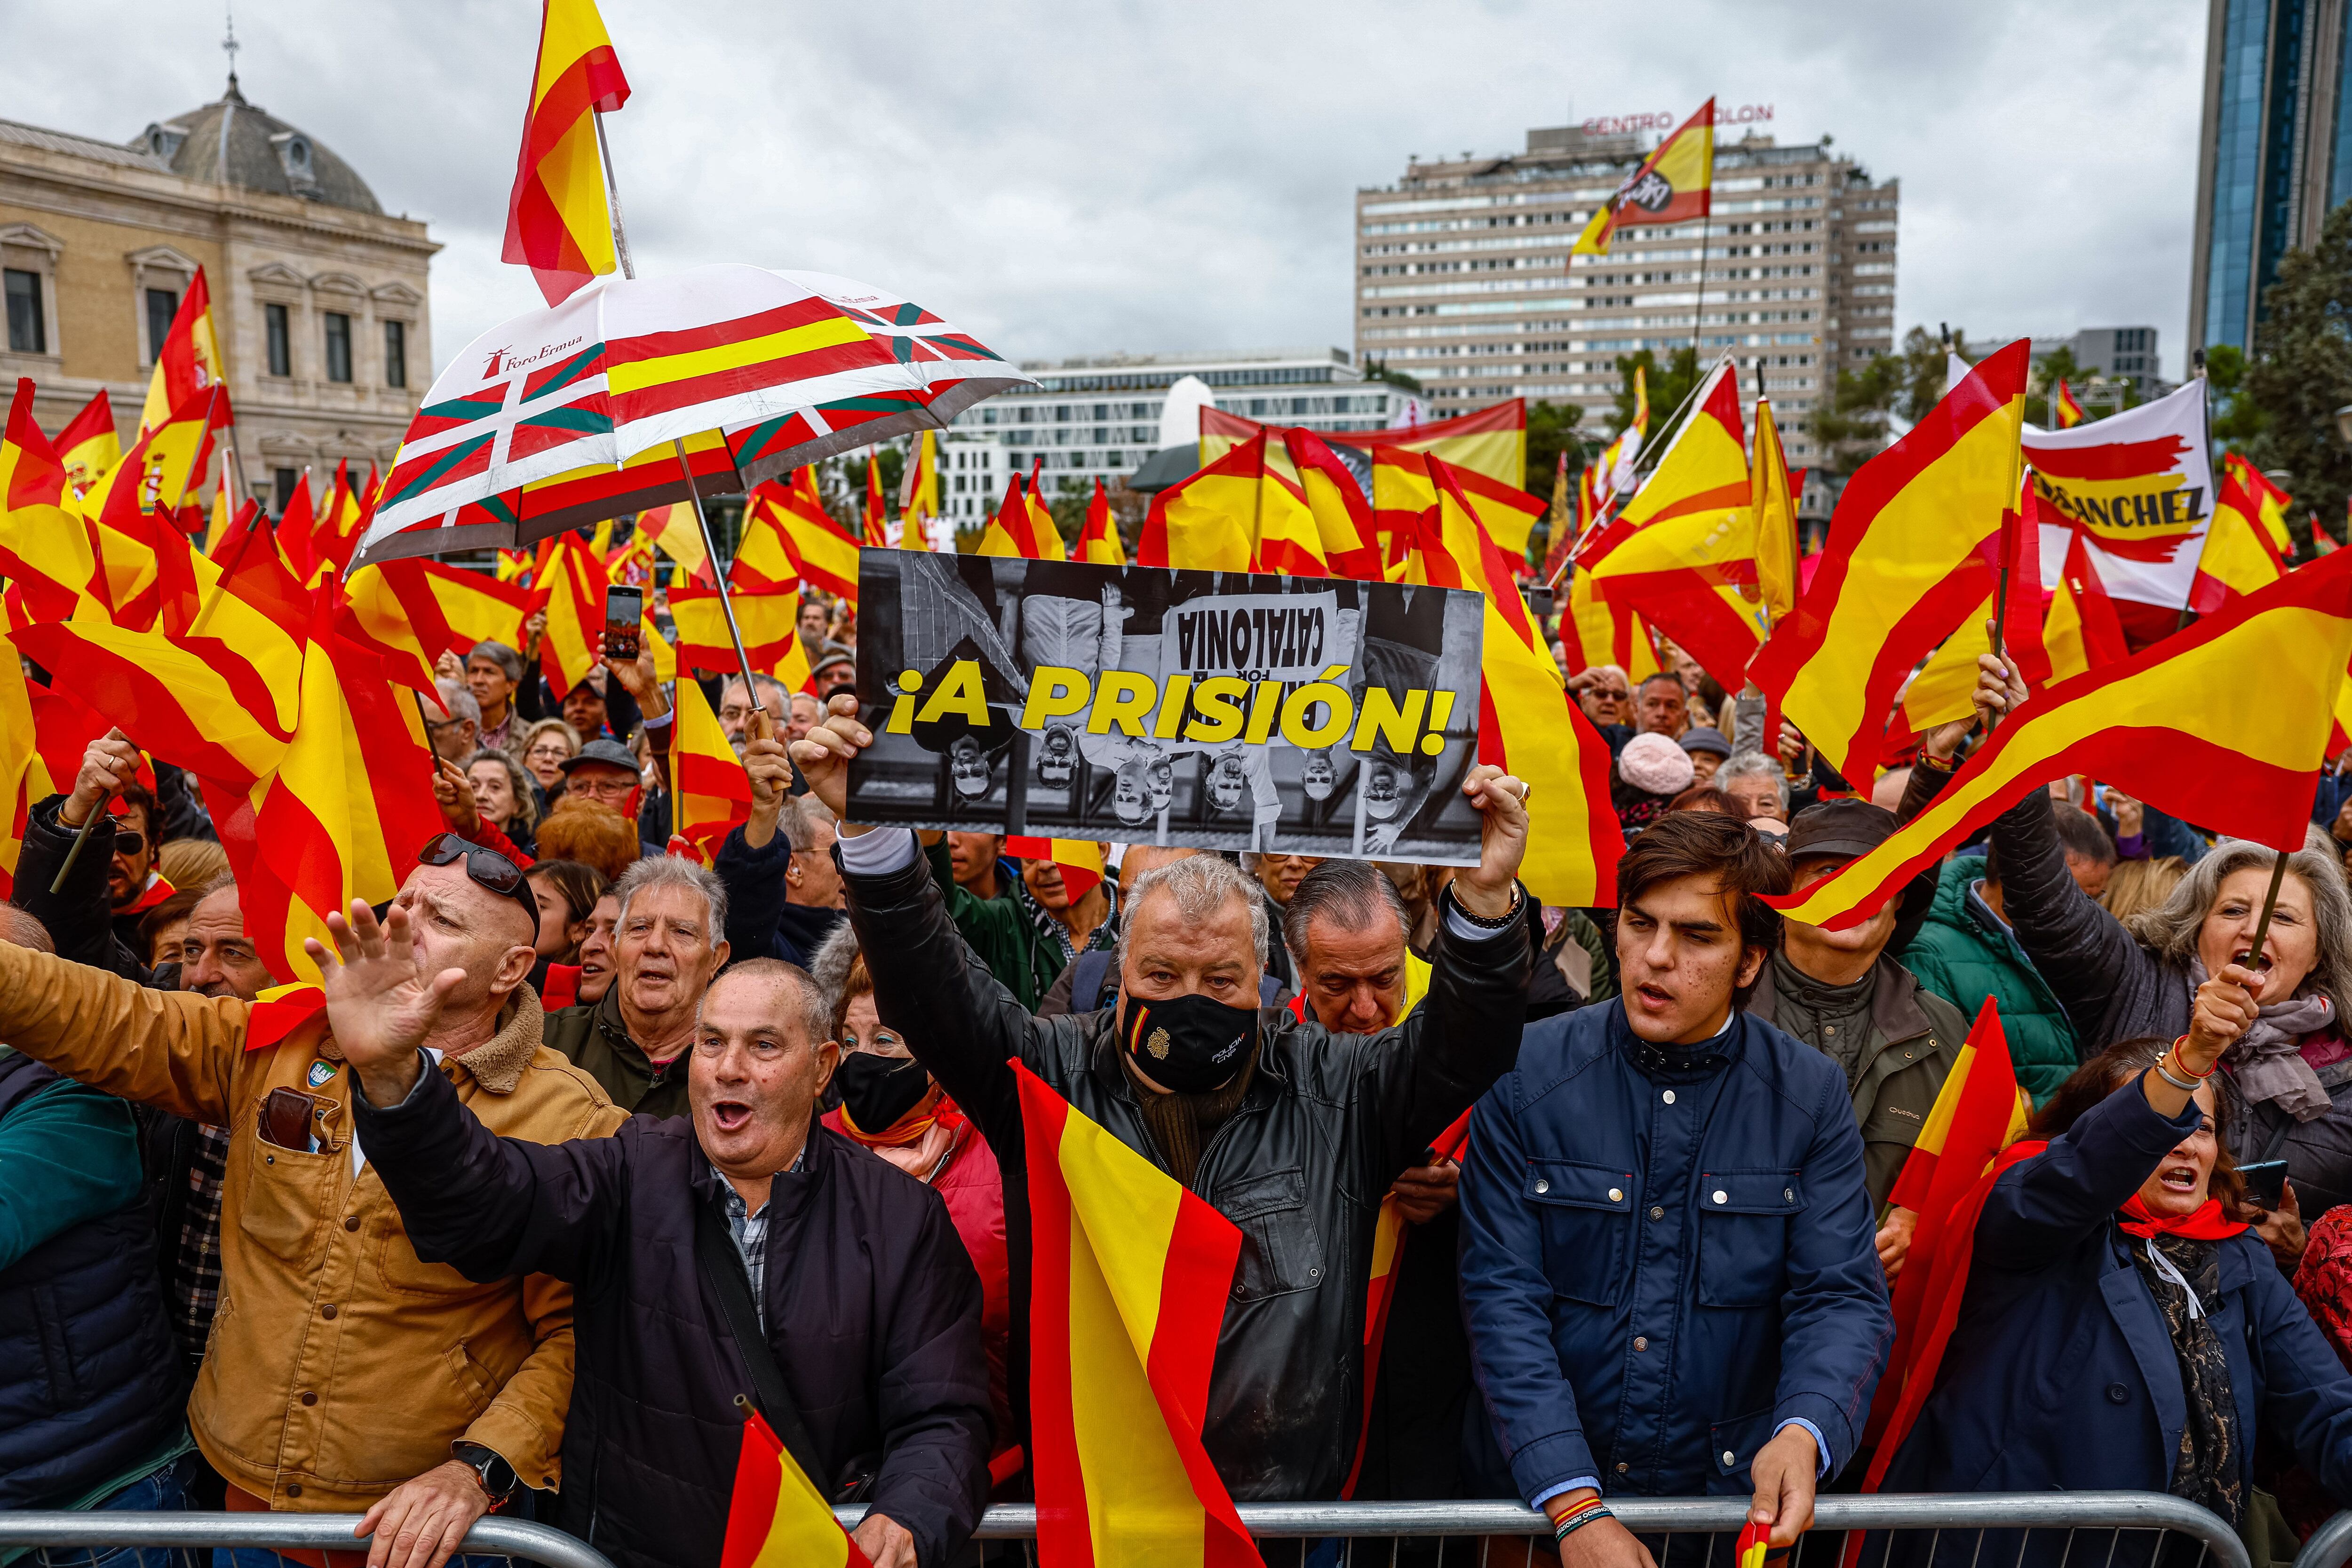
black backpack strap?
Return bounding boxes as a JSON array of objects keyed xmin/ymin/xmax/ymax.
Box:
[
  {"xmin": 1073, "ymin": 948, "xmax": 1115, "ymax": 1013},
  {"xmin": 693, "ymin": 1195, "xmax": 829, "ymax": 1492}
]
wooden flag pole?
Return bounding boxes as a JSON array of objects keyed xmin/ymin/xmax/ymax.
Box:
[
  {"xmin": 593, "ymin": 110, "xmax": 636, "ymax": 282},
  {"xmin": 2245, "ymin": 847, "xmax": 2294, "ymax": 976}
]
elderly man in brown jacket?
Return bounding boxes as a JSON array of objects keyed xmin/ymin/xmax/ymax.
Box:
[{"xmin": 0, "ymin": 834, "xmax": 622, "ymax": 1568}]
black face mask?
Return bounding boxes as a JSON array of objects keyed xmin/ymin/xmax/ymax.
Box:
[
  {"xmin": 1119, "ymin": 989, "xmax": 1258, "ymax": 1094},
  {"xmin": 834, "ymin": 1052, "xmax": 933, "ymax": 1136}
]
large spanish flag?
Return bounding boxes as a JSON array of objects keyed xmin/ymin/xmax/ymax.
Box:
[
  {"xmin": 1019, "ymin": 1061, "xmax": 1263, "ymax": 1568},
  {"xmin": 671, "ymin": 580, "xmax": 804, "ymax": 681},
  {"xmin": 1771, "ymin": 546, "xmax": 2352, "ymax": 933},
  {"xmin": 56, "ymin": 389, "xmax": 120, "ymax": 500},
  {"xmin": 139, "ymin": 268, "xmax": 227, "ymax": 438},
  {"xmin": 1415, "ymin": 458, "xmax": 1621, "ymax": 907},
  {"xmin": 768, "ymin": 470, "xmax": 860, "ymax": 602},
  {"xmin": 1749, "ymin": 339, "xmax": 2030, "ymax": 788},
  {"xmin": 342, "ymin": 558, "xmax": 462, "ymax": 697},
  {"xmin": 1140, "ymin": 434, "xmax": 1255, "ymax": 571},
  {"xmin": 503, "ymin": 0, "xmax": 631, "ymax": 307},
  {"xmin": 417, "ymin": 560, "xmax": 535, "ymax": 651},
  {"xmin": 1572, "ymin": 99, "xmax": 1716, "ymax": 256},
  {"xmin": 1200, "ymin": 399, "xmax": 1526, "ymax": 497},
  {"xmin": 0, "ymin": 378, "xmax": 101, "ymax": 623},
  {"xmin": 721, "ymin": 1408, "xmax": 871, "ymax": 1568},
  {"xmin": 1578, "ymin": 361, "xmax": 1764, "ymax": 692},
  {"xmin": 1284, "ymin": 429, "xmax": 1382, "ymax": 581},
  {"xmin": 2190, "ymin": 454, "xmax": 2289, "ymax": 614}
]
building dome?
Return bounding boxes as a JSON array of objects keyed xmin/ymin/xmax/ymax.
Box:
[{"xmin": 135, "ymin": 79, "xmax": 382, "ymax": 215}]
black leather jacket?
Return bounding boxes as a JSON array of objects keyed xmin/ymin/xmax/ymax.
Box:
[{"xmin": 841, "ymin": 840, "xmax": 1532, "ymax": 1500}]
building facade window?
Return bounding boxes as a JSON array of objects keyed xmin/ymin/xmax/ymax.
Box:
[
  {"xmin": 4, "ymin": 269, "xmax": 43, "ymax": 353},
  {"xmin": 384, "ymin": 320, "xmax": 407, "ymax": 388},
  {"xmin": 273, "ymin": 467, "xmax": 299, "ymax": 517},
  {"xmin": 145, "ymin": 287, "xmax": 180, "ymax": 364},
  {"xmin": 323, "ymin": 312, "xmax": 352, "ymax": 383},
  {"xmin": 2205, "ymin": 0, "xmax": 2272, "ymax": 350},
  {"xmin": 266, "ymin": 303, "xmax": 291, "ymax": 376}
]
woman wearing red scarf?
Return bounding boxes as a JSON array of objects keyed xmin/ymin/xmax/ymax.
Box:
[
  {"xmin": 1878, "ymin": 961, "xmax": 2352, "ymax": 1563},
  {"xmin": 816, "ymin": 944, "xmax": 1016, "ymax": 1483}
]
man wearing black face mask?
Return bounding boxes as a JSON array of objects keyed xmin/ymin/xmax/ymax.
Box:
[{"xmin": 793, "ymin": 694, "xmax": 1535, "ymax": 1504}]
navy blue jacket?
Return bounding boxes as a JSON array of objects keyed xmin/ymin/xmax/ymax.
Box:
[
  {"xmin": 1460, "ymin": 1003, "xmax": 1892, "ymax": 1504},
  {"xmin": 1883, "ymin": 1080, "xmax": 2352, "ymax": 1504}
]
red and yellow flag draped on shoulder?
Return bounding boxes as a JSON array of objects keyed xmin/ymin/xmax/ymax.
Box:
[
  {"xmin": 1749, "ymin": 338, "xmax": 2031, "ymax": 787},
  {"xmin": 504, "ymin": 0, "xmax": 631, "ymax": 306},
  {"xmin": 1018, "ymin": 1062, "xmax": 1264, "ymax": 1568},
  {"xmin": 1771, "ymin": 545, "xmax": 2352, "ymax": 934},
  {"xmin": 1411, "ymin": 457, "xmax": 1620, "ymax": 907}
]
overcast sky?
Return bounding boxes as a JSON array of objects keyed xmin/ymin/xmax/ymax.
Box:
[{"xmin": 4, "ymin": 0, "xmax": 2207, "ymax": 386}]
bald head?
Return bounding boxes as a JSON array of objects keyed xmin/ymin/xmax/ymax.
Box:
[
  {"xmin": 0, "ymin": 903, "xmax": 55, "ymax": 954},
  {"xmin": 389, "ymin": 859, "xmax": 540, "ymax": 1028}
]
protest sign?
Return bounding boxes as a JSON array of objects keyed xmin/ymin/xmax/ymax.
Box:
[{"xmin": 849, "ymin": 551, "xmax": 1487, "ymax": 861}]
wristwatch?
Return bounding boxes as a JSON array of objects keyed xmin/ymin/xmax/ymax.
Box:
[{"xmin": 452, "ymin": 1442, "xmax": 518, "ymax": 1506}]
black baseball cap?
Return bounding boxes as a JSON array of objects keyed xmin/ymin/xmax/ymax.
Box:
[{"xmin": 1784, "ymin": 798, "xmax": 1898, "ymax": 864}]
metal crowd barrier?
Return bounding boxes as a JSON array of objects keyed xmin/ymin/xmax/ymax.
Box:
[
  {"xmin": 0, "ymin": 1494, "xmax": 2257, "ymax": 1568},
  {"xmin": 0, "ymin": 1513, "xmax": 614, "ymax": 1568},
  {"xmin": 829, "ymin": 1493, "xmax": 2252, "ymax": 1568},
  {"xmin": 2296, "ymin": 1512, "xmax": 2352, "ymax": 1568}
]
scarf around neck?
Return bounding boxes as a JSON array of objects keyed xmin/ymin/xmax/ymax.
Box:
[
  {"xmin": 2191, "ymin": 957, "xmax": 2336, "ymax": 1122},
  {"xmin": 2118, "ymin": 1192, "xmax": 2249, "ymax": 1241}
]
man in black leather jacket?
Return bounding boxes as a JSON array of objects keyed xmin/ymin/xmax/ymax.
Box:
[{"xmin": 790, "ymin": 695, "xmax": 1536, "ymax": 1502}]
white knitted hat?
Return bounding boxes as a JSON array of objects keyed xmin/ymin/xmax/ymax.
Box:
[{"xmin": 1618, "ymin": 732, "xmax": 1696, "ymax": 796}]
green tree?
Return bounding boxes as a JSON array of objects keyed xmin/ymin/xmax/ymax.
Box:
[
  {"xmin": 2205, "ymin": 342, "xmax": 2267, "ymax": 447},
  {"xmin": 2242, "ymin": 200, "xmax": 2352, "ymax": 554},
  {"xmin": 1806, "ymin": 326, "xmax": 1969, "ymax": 475},
  {"xmin": 1526, "ymin": 398, "xmax": 1584, "ymax": 497},
  {"xmin": 1612, "ymin": 347, "xmax": 1702, "ymax": 438},
  {"xmin": 1363, "ymin": 360, "xmax": 1424, "ymax": 394}
]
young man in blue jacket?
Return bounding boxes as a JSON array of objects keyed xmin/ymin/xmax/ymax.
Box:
[{"xmin": 1460, "ymin": 812, "xmax": 1894, "ymax": 1566}]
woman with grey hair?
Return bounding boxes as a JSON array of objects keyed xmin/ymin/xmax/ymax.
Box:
[{"xmin": 1977, "ymin": 665, "xmax": 2352, "ymax": 1261}]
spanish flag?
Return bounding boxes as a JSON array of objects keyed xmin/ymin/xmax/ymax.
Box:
[
  {"xmin": 2190, "ymin": 454, "xmax": 2290, "ymax": 614},
  {"xmin": 0, "ymin": 631, "xmax": 59, "ymax": 899},
  {"xmin": 978, "ymin": 473, "xmax": 1065, "ymax": 561},
  {"xmin": 670, "ymin": 581, "xmax": 803, "ymax": 680},
  {"xmin": 1859, "ymin": 1000, "xmax": 2033, "ymax": 1489},
  {"xmin": 1749, "ymin": 338, "xmax": 2030, "ymax": 788},
  {"xmin": 503, "ymin": 0, "xmax": 631, "ymax": 307},
  {"xmin": 1248, "ymin": 438, "xmax": 1326, "ymax": 578},
  {"xmin": 862, "ymin": 453, "xmax": 889, "ymax": 547},
  {"xmin": 0, "ymin": 379, "xmax": 102, "ymax": 623},
  {"xmin": 898, "ymin": 430, "xmax": 939, "ymax": 550},
  {"xmin": 534, "ymin": 532, "xmax": 605, "ymax": 696},
  {"xmin": 1416, "ymin": 458, "xmax": 1621, "ymax": 907},
  {"xmin": 1005, "ymin": 836, "xmax": 1106, "ymax": 901},
  {"xmin": 341, "ymin": 559, "xmax": 462, "ymax": 697},
  {"xmin": 1571, "ymin": 100, "xmax": 1716, "ymax": 256},
  {"xmin": 1026, "ymin": 461, "xmax": 1065, "ymax": 562},
  {"xmin": 56, "ymin": 389, "xmax": 120, "ymax": 500},
  {"xmin": 1888, "ymin": 474, "xmax": 2053, "ymax": 751},
  {"xmin": 1017, "ymin": 1061, "xmax": 1264, "ymax": 1568},
  {"xmin": 1583, "ymin": 365, "xmax": 1649, "ymax": 518},
  {"xmin": 1371, "ymin": 446, "xmax": 1544, "ymax": 565},
  {"xmin": 1075, "ymin": 477, "xmax": 1124, "ymax": 566},
  {"xmin": 1771, "ymin": 546, "xmax": 2352, "ymax": 933},
  {"xmin": 1561, "ymin": 563, "xmax": 1662, "ymax": 682},
  {"xmin": 1139, "ymin": 436, "xmax": 1255, "ymax": 571},
  {"xmin": 731, "ymin": 484, "xmax": 800, "ymax": 593},
  {"xmin": 722, "ymin": 1408, "xmax": 871, "ymax": 1568},
  {"xmin": 667, "ymin": 673, "xmax": 753, "ymax": 863},
  {"xmin": 2052, "ymin": 379, "xmax": 2084, "ymax": 430},
  {"xmin": 1578, "ymin": 361, "xmax": 1764, "ymax": 692},
  {"xmin": 770, "ymin": 470, "xmax": 861, "ymax": 603},
  {"xmin": 1284, "ymin": 429, "xmax": 1382, "ymax": 581},
  {"xmin": 1752, "ymin": 395, "xmax": 1800, "ymax": 627},
  {"xmin": 495, "ymin": 546, "xmax": 535, "ymax": 585},
  {"xmin": 2042, "ymin": 524, "xmax": 2129, "ymax": 684},
  {"xmin": 634, "ymin": 503, "xmax": 716, "ymax": 586},
  {"xmin": 139, "ymin": 268, "xmax": 227, "ymax": 438},
  {"xmin": 416, "ymin": 560, "xmax": 534, "ymax": 652}
]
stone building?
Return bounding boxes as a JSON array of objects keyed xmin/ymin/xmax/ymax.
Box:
[{"xmin": 0, "ymin": 70, "xmax": 436, "ymax": 512}]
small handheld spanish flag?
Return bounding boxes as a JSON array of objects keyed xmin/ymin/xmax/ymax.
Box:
[
  {"xmin": 722, "ymin": 1404, "xmax": 871, "ymax": 1568},
  {"xmin": 1736, "ymin": 1520, "xmax": 1772, "ymax": 1568}
]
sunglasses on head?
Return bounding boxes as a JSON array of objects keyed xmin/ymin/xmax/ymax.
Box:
[{"xmin": 416, "ymin": 833, "xmax": 540, "ymax": 937}]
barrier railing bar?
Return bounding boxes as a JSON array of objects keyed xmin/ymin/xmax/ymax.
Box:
[
  {"xmin": 2296, "ymin": 1511, "xmax": 2352, "ymax": 1568},
  {"xmin": 0, "ymin": 1513, "xmax": 614, "ymax": 1568}
]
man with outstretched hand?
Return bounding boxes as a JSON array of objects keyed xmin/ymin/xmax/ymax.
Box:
[
  {"xmin": 789, "ymin": 692, "xmax": 1535, "ymax": 1502},
  {"xmin": 1459, "ymin": 812, "xmax": 1894, "ymax": 1568},
  {"xmin": 334, "ymin": 901, "xmax": 991, "ymax": 1568}
]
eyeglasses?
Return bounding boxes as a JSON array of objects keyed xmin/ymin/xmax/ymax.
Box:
[
  {"xmin": 416, "ymin": 833, "xmax": 540, "ymax": 935},
  {"xmin": 111, "ymin": 829, "xmax": 147, "ymax": 857}
]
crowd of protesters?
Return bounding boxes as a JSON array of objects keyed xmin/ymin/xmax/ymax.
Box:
[{"xmin": 16, "ymin": 586, "xmax": 2352, "ymax": 1568}]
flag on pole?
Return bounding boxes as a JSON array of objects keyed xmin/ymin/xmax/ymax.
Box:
[
  {"xmin": 899, "ymin": 430, "xmax": 939, "ymax": 550},
  {"xmin": 2042, "ymin": 524, "xmax": 2130, "ymax": 683},
  {"xmin": 1770, "ymin": 547, "xmax": 2352, "ymax": 933},
  {"xmin": 1285, "ymin": 428, "xmax": 1383, "ymax": 581},
  {"xmin": 764, "ymin": 471, "xmax": 860, "ymax": 602},
  {"xmin": 1561, "ymin": 564, "xmax": 1662, "ymax": 681},
  {"xmin": 82, "ymin": 392, "xmax": 228, "ymax": 631},
  {"xmin": 341, "ymin": 559, "xmax": 462, "ymax": 696},
  {"xmin": 1140, "ymin": 434, "xmax": 1260, "ymax": 571},
  {"xmin": 863, "ymin": 453, "xmax": 889, "ymax": 547},
  {"xmin": 632, "ymin": 503, "xmax": 715, "ymax": 586},
  {"xmin": 495, "ymin": 547, "xmax": 535, "ymax": 585},
  {"xmin": 138, "ymin": 268, "xmax": 227, "ymax": 437},
  {"xmin": 503, "ymin": 0, "xmax": 632, "ymax": 307},
  {"xmin": 0, "ymin": 379, "xmax": 101, "ymax": 623},
  {"xmin": 2052, "ymin": 380, "xmax": 2084, "ymax": 430},
  {"xmin": 1583, "ymin": 365, "xmax": 1650, "ymax": 517},
  {"xmin": 1415, "ymin": 458, "xmax": 1622, "ymax": 907},
  {"xmin": 721, "ymin": 1407, "xmax": 872, "ymax": 1568},
  {"xmin": 56, "ymin": 390, "xmax": 120, "ymax": 500},
  {"xmin": 1887, "ymin": 473, "xmax": 2053, "ymax": 752},
  {"xmin": 1571, "ymin": 100, "xmax": 1716, "ymax": 256},
  {"xmin": 534, "ymin": 533, "xmax": 604, "ymax": 695},
  {"xmin": 1017, "ymin": 1061, "xmax": 1265, "ymax": 1568},
  {"xmin": 1075, "ymin": 477, "xmax": 1124, "ymax": 565},
  {"xmin": 417, "ymin": 560, "xmax": 534, "ymax": 651},
  {"xmin": 1024, "ymin": 461, "xmax": 1065, "ymax": 562},
  {"xmin": 667, "ymin": 674, "xmax": 753, "ymax": 862},
  {"xmin": 1752, "ymin": 395, "xmax": 1800, "ymax": 627},
  {"xmin": 2191, "ymin": 454, "xmax": 2291, "ymax": 613},
  {"xmin": 0, "ymin": 632, "xmax": 60, "ymax": 898},
  {"xmin": 670, "ymin": 581, "xmax": 805, "ymax": 682},
  {"xmin": 1749, "ymin": 339, "xmax": 2031, "ymax": 788}
]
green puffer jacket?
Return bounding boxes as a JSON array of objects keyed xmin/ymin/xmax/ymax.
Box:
[{"xmin": 1899, "ymin": 852, "xmax": 2082, "ymax": 1107}]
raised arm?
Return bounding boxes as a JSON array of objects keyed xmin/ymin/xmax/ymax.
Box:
[
  {"xmin": 1973, "ymin": 1079, "xmax": 2203, "ymax": 1270},
  {"xmin": 0, "ymin": 938, "xmax": 240, "ymax": 1124},
  {"xmin": 1989, "ymin": 789, "xmax": 2149, "ymax": 1042},
  {"xmin": 16, "ymin": 729, "xmax": 157, "ymax": 977}
]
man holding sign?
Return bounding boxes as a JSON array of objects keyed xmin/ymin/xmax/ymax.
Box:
[{"xmin": 793, "ymin": 689, "xmax": 1535, "ymax": 1501}]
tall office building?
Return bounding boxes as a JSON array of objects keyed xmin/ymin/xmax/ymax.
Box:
[
  {"xmin": 2190, "ymin": 0, "xmax": 2352, "ymax": 357},
  {"xmin": 1354, "ymin": 123, "xmax": 1899, "ymax": 466}
]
